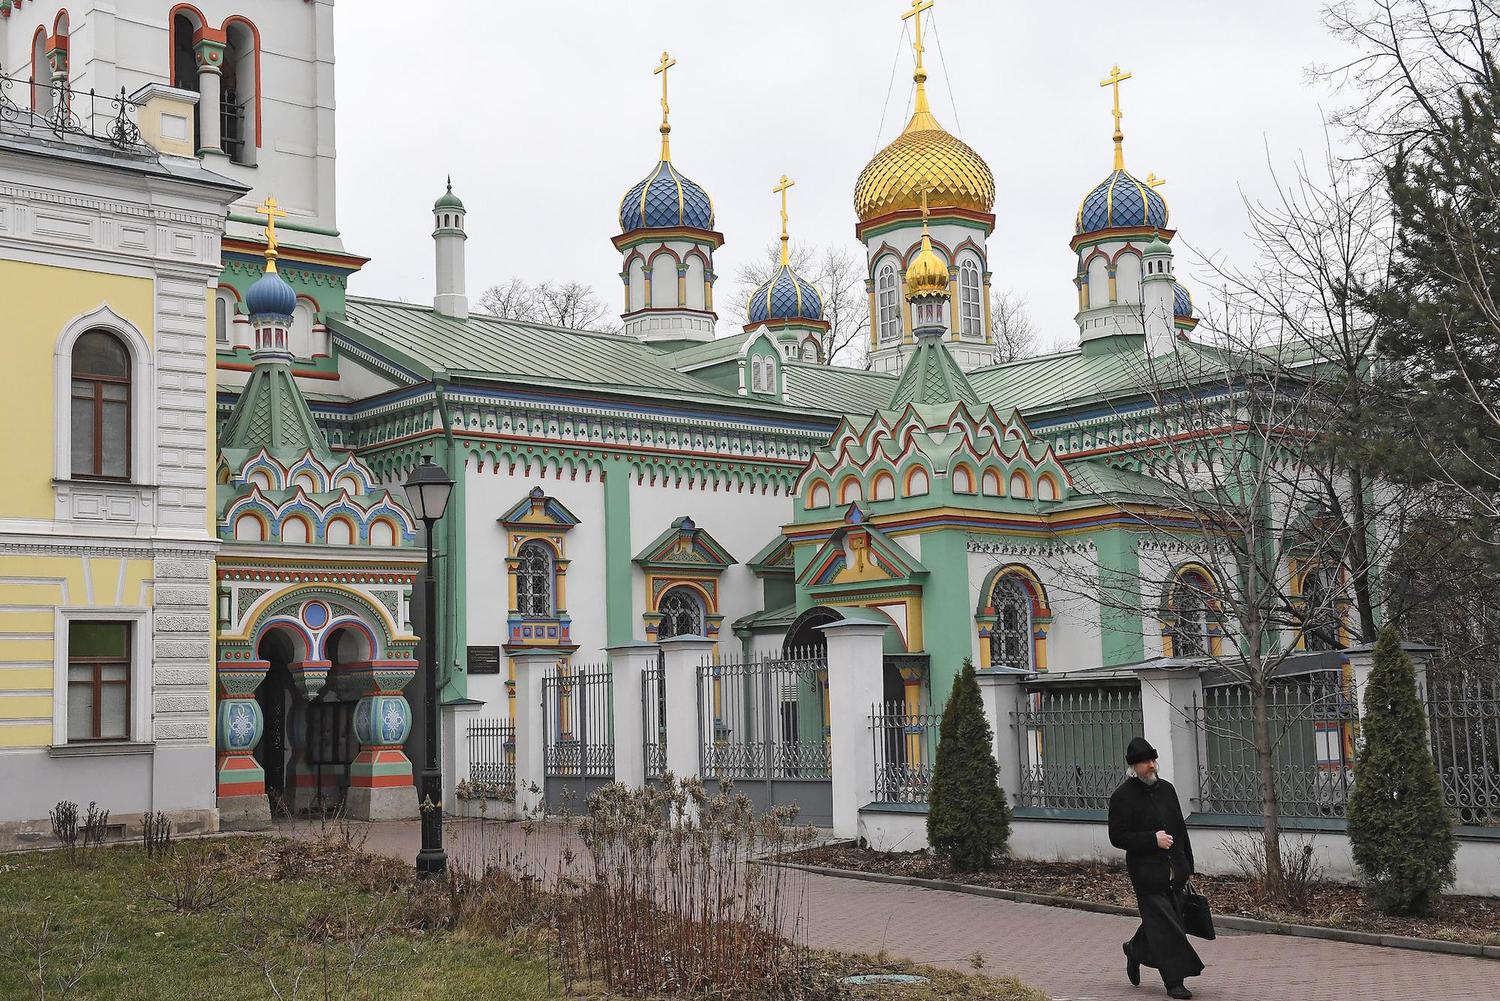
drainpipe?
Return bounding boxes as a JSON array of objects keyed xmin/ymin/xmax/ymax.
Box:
[{"xmin": 431, "ymin": 372, "xmax": 464, "ymax": 697}]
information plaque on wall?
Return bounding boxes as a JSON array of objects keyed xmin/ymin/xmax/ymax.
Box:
[{"xmin": 467, "ymin": 645, "xmax": 501, "ymax": 675}]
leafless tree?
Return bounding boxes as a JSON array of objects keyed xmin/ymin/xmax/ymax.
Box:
[
  {"xmin": 731, "ymin": 242, "xmax": 872, "ymax": 369},
  {"xmin": 1020, "ymin": 301, "xmax": 1380, "ymax": 898},
  {"xmin": 477, "ymin": 278, "xmax": 618, "ymax": 333},
  {"xmin": 989, "ymin": 288, "xmax": 1040, "ymax": 363},
  {"xmin": 1320, "ymin": 0, "xmax": 1498, "ymax": 157}
]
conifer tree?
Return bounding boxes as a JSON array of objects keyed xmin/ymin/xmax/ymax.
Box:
[
  {"xmin": 1347, "ymin": 626, "xmax": 1456, "ymax": 915},
  {"xmin": 927, "ymin": 658, "xmax": 1010, "ymax": 871}
]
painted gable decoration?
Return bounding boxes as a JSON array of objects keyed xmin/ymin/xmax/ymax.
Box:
[
  {"xmin": 633, "ymin": 516, "xmax": 736, "ymax": 572},
  {"xmin": 498, "ymin": 486, "xmax": 580, "ymax": 532},
  {"xmin": 746, "ymin": 534, "xmax": 794, "ymax": 578},
  {"xmin": 798, "ymin": 507, "xmax": 929, "ymax": 591}
]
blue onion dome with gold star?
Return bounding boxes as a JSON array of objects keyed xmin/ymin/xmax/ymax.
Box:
[
  {"xmin": 748, "ymin": 264, "xmax": 823, "ymax": 324},
  {"xmin": 245, "ymin": 259, "xmax": 297, "ymax": 321},
  {"xmin": 1173, "ymin": 281, "xmax": 1194, "ymax": 319}
]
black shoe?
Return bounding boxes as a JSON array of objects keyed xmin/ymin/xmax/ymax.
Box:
[
  {"xmin": 1123, "ymin": 943, "xmax": 1140, "ymax": 987},
  {"xmin": 1166, "ymin": 985, "xmax": 1193, "ymax": 1000}
]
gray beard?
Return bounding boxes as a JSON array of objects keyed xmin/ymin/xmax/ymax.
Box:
[{"xmin": 1139, "ymin": 772, "xmax": 1158, "ymax": 786}]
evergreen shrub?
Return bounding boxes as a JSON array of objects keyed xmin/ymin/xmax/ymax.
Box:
[{"xmin": 927, "ymin": 658, "xmax": 1010, "ymax": 871}]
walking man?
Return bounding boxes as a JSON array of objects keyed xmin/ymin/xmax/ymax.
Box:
[{"xmin": 1108, "ymin": 736, "xmax": 1204, "ymax": 999}]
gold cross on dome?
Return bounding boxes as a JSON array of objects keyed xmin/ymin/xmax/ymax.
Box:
[
  {"xmin": 654, "ymin": 50, "xmax": 677, "ymax": 159},
  {"xmin": 902, "ymin": 0, "xmax": 934, "ymax": 77},
  {"xmin": 773, "ymin": 174, "xmax": 795, "ymax": 265},
  {"xmin": 1100, "ymin": 64, "xmax": 1133, "ymax": 168},
  {"xmin": 1146, "ymin": 172, "xmax": 1166, "ymax": 188},
  {"xmin": 255, "ymin": 195, "xmax": 288, "ymax": 267}
]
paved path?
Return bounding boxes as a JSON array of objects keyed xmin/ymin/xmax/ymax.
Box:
[{"xmin": 284, "ymin": 818, "xmax": 1497, "ymax": 1001}]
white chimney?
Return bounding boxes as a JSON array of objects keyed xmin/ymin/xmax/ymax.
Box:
[{"xmin": 432, "ymin": 177, "xmax": 468, "ymax": 319}]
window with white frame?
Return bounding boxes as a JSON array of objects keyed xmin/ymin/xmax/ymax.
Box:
[
  {"xmin": 71, "ymin": 330, "xmax": 132, "ymax": 480},
  {"xmin": 877, "ymin": 263, "xmax": 900, "ymax": 343},
  {"xmin": 66, "ymin": 621, "xmax": 132, "ymax": 741},
  {"xmin": 959, "ymin": 259, "xmax": 982, "ymax": 336},
  {"xmin": 215, "ymin": 290, "xmax": 234, "ymax": 344}
]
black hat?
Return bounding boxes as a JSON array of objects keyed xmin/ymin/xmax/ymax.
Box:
[{"xmin": 1125, "ymin": 736, "xmax": 1158, "ymax": 765}]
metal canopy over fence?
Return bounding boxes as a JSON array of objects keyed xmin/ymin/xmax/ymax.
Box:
[
  {"xmin": 465, "ymin": 717, "xmax": 515, "ymax": 798},
  {"xmin": 1427, "ymin": 671, "xmax": 1500, "ymax": 827},
  {"xmin": 871, "ymin": 702, "xmax": 940, "ymax": 803},
  {"xmin": 542, "ymin": 661, "xmax": 614, "ymax": 812},
  {"xmin": 1014, "ymin": 683, "xmax": 1142, "ymax": 811},
  {"xmin": 1196, "ymin": 674, "xmax": 1358, "ymax": 819},
  {"xmin": 697, "ymin": 648, "xmax": 832, "ymax": 826}
]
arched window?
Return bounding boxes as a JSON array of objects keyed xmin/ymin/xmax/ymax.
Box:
[
  {"xmin": 1169, "ymin": 572, "xmax": 1211, "ymax": 657},
  {"xmin": 650, "ymin": 254, "xmax": 677, "ymax": 308},
  {"xmin": 799, "ymin": 340, "xmax": 818, "ymax": 362},
  {"xmin": 989, "ymin": 576, "xmax": 1032, "ymax": 670},
  {"xmin": 290, "ymin": 300, "xmax": 315, "ymax": 359},
  {"xmin": 515, "ymin": 541, "xmax": 554, "ymax": 618},
  {"xmin": 838, "ymin": 477, "xmax": 861, "ymax": 506},
  {"xmin": 325, "ymin": 518, "xmax": 353, "ymax": 545},
  {"xmin": 952, "ymin": 465, "xmax": 974, "ymax": 494},
  {"xmin": 905, "ymin": 466, "xmax": 929, "ymax": 497},
  {"xmin": 71, "ymin": 331, "xmax": 131, "ymax": 479},
  {"xmin": 871, "ymin": 471, "xmax": 895, "ymax": 501},
  {"xmin": 1300, "ymin": 565, "xmax": 1341, "ymax": 651},
  {"xmin": 1037, "ymin": 474, "xmax": 1058, "ymax": 502},
  {"xmin": 222, "ymin": 19, "xmax": 261, "ymax": 165},
  {"xmin": 808, "ymin": 482, "xmax": 830, "ymax": 509},
  {"xmin": 215, "ymin": 289, "xmax": 235, "ymax": 345},
  {"xmin": 32, "ymin": 28, "xmax": 52, "ymax": 115},
  {"xmin": 981, "ymin": 469, "xmax": 1002, "ymax": 496},
  {"xmin": 368, "ymin": 519, "xmax": 396, "ymax": 547},
  {"xmin": 877, "ymin": 262, "xmax": 900, "ymax": 343},
  {"xmin": 1010, "ymin": 471, "xmax": 1030, "ymax": 498},
  {"xmin": 281, "ymin": 516, "xmax": 310, "ymax": 544},
  {"xmin": 959, "ymin": 259, "xmax": 982, "ymax": 336},
  {"xmin": 657, "ymin": 586, "xmax": 704, "ymax": 640}
]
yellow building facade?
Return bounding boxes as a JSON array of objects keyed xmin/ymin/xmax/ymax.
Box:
[{"xmin": 0, "ymin": 107, "xmax": 243, "ymax": 847}]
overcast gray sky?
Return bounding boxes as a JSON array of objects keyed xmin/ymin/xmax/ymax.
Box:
[{"xmin": 334, "ymin": 0, "xmax": 1356, "ymax": 350}]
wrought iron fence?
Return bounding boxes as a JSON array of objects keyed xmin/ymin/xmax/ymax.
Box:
[
  {"xmin": 643, "ymin": 659, "xmax": 666, "ymax": 777},
  {"xmin": 1014, "ymin": 683, "xmax": 1142, "ymax": 810},
  {"xmin": 1196, "ymin": 674, "xmax": 1358, "ymax": 819},
  {"xmin": 0, "ymin": 67, "xmax": 148, "ymax": 151},
  {"xmin": 465, "ymin": 717, "xmax": 515, "ymax": 795},
  {"xmin": 871, "ymin": 701, "xmax": 940, "ymax": 803},
  {"xmin": 543, "ymin": 661, "xmax": 614, "ymax": 779},
  {"xmin": 1426, "ymin": 671, "xmax": 1500, "ymax": 827},
  {"xmin": 698, "ymin": 647, "xmax": 831, "ymax": 780}
]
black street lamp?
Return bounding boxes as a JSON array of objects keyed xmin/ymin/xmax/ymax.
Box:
[{"xmin": 403, "ymin": 454, "xmax": 454, "ymax": 878}]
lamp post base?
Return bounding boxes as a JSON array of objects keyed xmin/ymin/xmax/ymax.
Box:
[{"xmin": 416, "ymin": 766, "xmax": 446, "ymax": 878}]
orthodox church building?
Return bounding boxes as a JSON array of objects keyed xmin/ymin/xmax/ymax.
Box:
[{"xmin": 3, "ymin": 0, "xmax": 1325, "ymax": 836}]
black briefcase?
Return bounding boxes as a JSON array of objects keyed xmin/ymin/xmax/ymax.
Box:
[{"xmin": 1183, "ymin": 881, "xmax": 1216, "ymax": 940}]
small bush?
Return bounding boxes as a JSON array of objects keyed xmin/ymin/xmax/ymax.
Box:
[
  {"xmin": 927, "ymin": 659, "xmax": 1010, "ymax": 872},
  {"xmin": 140, "ymin": 812, "xmax": 173, "ymax": 861},
  {"xmin": 1348, "ymin": 626, "xmax": 1457, "ymax": 915},
  {"xmin": 1222, "ymin": 831, "xmax": 1325, "ymax": 910},
  {"xmin": 147, "ymin": 843, "xmax": 239, "ymax": 915},
  {"xmin": 49, "ymin": 802, "xmax": 80, "ymax": 863}
]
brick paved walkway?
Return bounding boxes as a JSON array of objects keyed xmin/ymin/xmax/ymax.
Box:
[{"xmin": 285, "ymin": 818, "xmax": 1497, "ymax": 1000}]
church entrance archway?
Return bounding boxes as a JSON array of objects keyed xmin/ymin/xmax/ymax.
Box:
[{"xmin": 253, "ymin": 629, "xmax": 297, "ymax": 815}]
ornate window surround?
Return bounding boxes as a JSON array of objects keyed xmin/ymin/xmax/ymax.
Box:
[
  {"xmin": 51, "ymin": 305, "xmax": 158, "ymax": 529},
  {"xmin": 1161, "ymin": 563, "xmax": 1223, "ymax": 658},
  {"xmin": 635, "ymin": 516, "xmax": 735, "ymax": 642},
  {"xmin": 499, "ymin": 488, "xmax": 577, "ymax": 651},
  {"xmin": 975, "ymin": 564, "xmax": 1052, "ymax": 672}
]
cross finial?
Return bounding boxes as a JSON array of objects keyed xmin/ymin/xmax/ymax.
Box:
[
  {"xmin": 920, "ymin": 189, "xmax": 930, "ymax": 231},
  {"xmin": 773, "ymin": 174, "xmax": 795, "ymax": 266},
  {"xmin": 654, "ymin": 50, "xmax": 677, "ymax": 161},
  {"xmin": 1145, "ymin": 172, "xmax": 1165, "ymax": 188},
  {"xmin": 1100, "ymin": 64, "xmax": 1133, "ymax": 171},
  {"xmin": 902, "ymin": 0, "xmax": 935, "ymax": 114},
  {"xmin": 255, "ymin": 195, "xmax": 288, "ymax": 271}
]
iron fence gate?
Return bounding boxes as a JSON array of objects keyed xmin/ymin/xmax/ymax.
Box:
[
  {"xmin": 1196, "ymin": 674, "xmax": 1358, "ymax": 819},
  {"xmin": 1014, "ymin": 683, "xmax": 1142, "ymax": 811},
  {"xmin": 542, "ymin": 661, "xmax": 614, "ymax": 813},
  {"xmin": 698, "ymin": 648, "xmax": 832, "ymax": 826},
  {"xmin": 1426, "ymin": 671, "xmax": 1500, "ymax": 827},
  {"xmin": 464, "ymin": 717, "xmax": 515, "ymax": 799},
  {"xmin": 643, "ymin": 659, "xmax": 666, "ymax": 780},
  {"xmin": 871, "ymin": 701, "xmax": 940, "ymax": 803}
]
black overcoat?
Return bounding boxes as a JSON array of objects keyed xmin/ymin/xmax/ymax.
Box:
[{"xmin": 1108, "ymin": 775, "xmax": 1204, "ymax": 984}]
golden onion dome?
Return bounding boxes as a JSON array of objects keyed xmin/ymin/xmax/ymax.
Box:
[
  {"xmin": 854, "ymin": 98, "xmax": 995, "ymax": 223},
  {"xmin": 904, "ymin": 221, "xmax": 950, "ymax": 301}
]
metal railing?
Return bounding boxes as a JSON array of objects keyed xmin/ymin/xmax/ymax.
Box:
[
  {"xmin": 1426, "ymin": 671, "xmax": 1500, "ymax": 827},
  {"xmin": 465, "ymin": 717, "xmax": 515, "ymax": 795},
  {"xmin": 1014, "ymin": 683, "xmax": 1142, "ymax": 810},
  {"xmin": 643, "ymin": 659, "xmax": 666, "ymax": 777},
  {"xmin": 871, "ymin": 701, "xmax": 940, "ymax": 803},
  {"xmin": 698, "ymin": 648, "xmax": 830, "ymax": 780},
  {"xmin": 1196, "ymin": 674, "xmax": 1358, "ymax": 819},
  {"xmin": 543, "ymin": 661, "xmax": 614, "ymax": 779},
  {"xmin": 0, "ymin": 67, "xmax": 148, "ymax": 152}
]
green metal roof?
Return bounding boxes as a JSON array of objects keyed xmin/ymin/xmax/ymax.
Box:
[
  {"xmin": 888, "ymin": 334, "xmax": 981, "ymax": 409},
  {"xmin": 968, "ymin": 341, "xmax": 1234, "ymax": 416},
  {"xmin": 336, "ymin": 298, "xmax": 741, "ymax": 400},
  {"xmin": 661, "ymin": 333, "xmax": 752, "ymax": 369},
  {"xmin": 219, "ymin": 361, "xmax": 331, "ymax": 458},
  {"xmin": 784, "ymin": 361, "xmax": 896, "ymax": 415}
]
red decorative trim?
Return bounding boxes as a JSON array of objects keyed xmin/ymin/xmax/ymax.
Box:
[
  {"xmin": 222, "ymin": 238, "xmax": 371, "ymax": 271},
  {"xmin": 611, "ymin": 226, "xmax": 724, "ymax": 251},
  {"xmin": 215, "ymin": 359, "xmax": 341, "ymax": 380},
  {"xmin": 856, "ymin": 206, "xmax": 995, "ymax": 242}
]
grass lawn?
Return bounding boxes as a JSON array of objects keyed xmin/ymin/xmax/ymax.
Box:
[
  {"xmin": 0, "ymin": 834, "xmax": 1047, "ymax": 1001},
  {"xmin": 0, "ymin": 837, "xmax": 566, "ymax": 1001}
]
